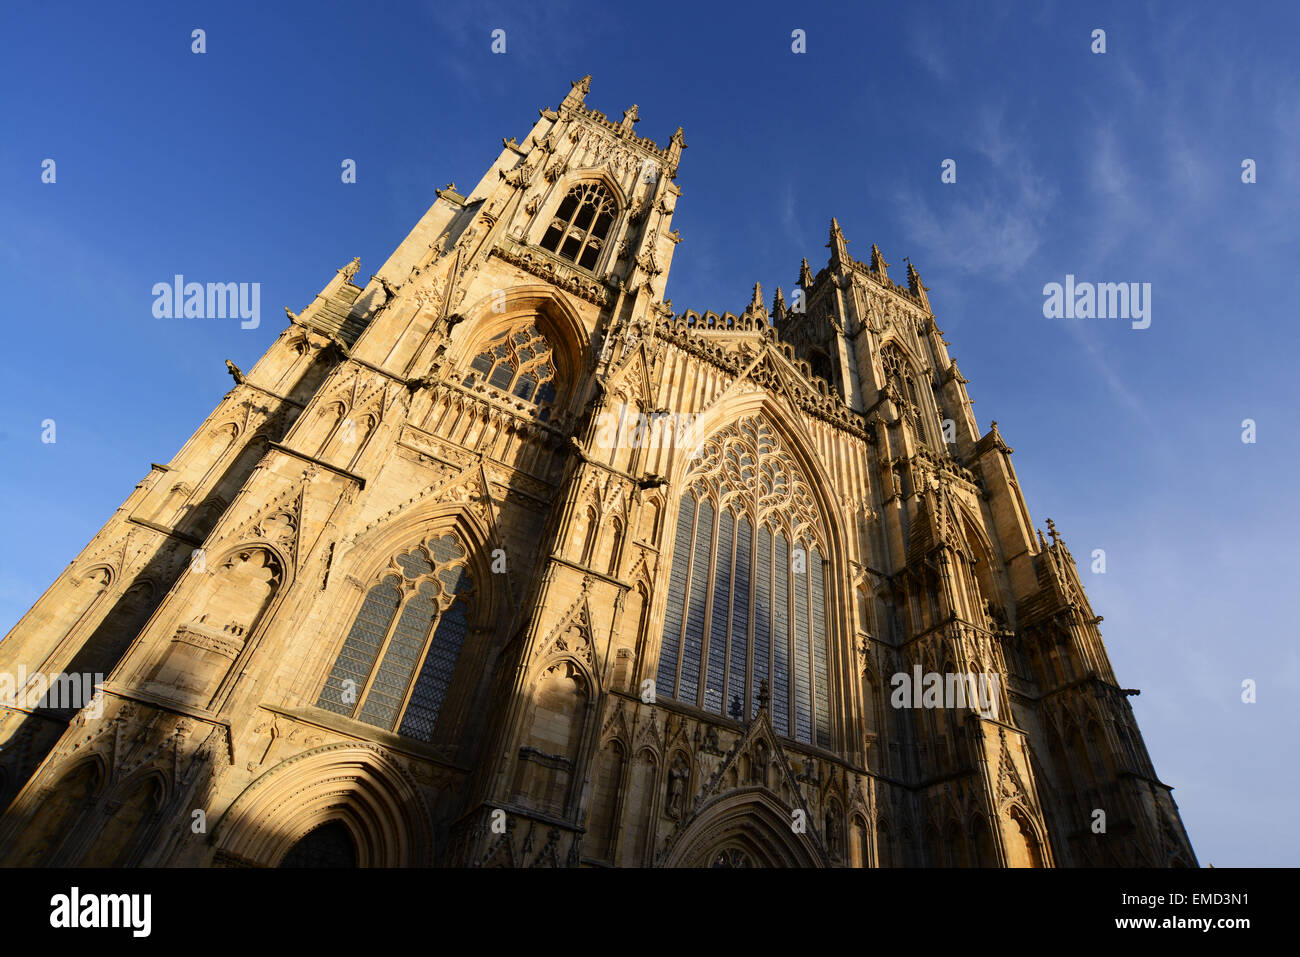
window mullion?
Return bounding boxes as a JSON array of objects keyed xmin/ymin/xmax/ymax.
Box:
[
  {"xmin": 355, "ymin": 581, "xmax": 408, "ymax": 716},
  {"xmin": 393, "ymin": 590, "xmax": 443, "ymax": 728},
  {"xmin": 720, "ymin": 510, "xmax": 735, "ymax": 716},
  {"xmin": 673, "ymin": 498, "xmax": 700, "ymax": 696},
  {"xmin": 745, "ymin": 512, "xmax": 756, "ymax": 720},
  {"xmin": 697, "ymin": 502, "xmax": 721, "ymax": 710}
]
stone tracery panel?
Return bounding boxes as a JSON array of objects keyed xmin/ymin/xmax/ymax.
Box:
[
  {"xmin": 659, "ymin": 415, "xmax": 833, "ymax": 747},
  {"xmin": 315, "ymin": 533, "xmax": 474, "ymax": 742},
  {"xmin": 684, "ymin": 415, "xmax": 823, "ymax": 547}
]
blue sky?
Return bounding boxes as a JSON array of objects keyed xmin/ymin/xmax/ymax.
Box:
[{"xmin": 1, "ymin": 1, "xmax": 1296, "ymax": 866}]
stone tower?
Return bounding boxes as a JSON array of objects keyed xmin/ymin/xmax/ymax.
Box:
[{"xmin": 0, "ymin": 77, "xmax": 1195, "ymax": 868}]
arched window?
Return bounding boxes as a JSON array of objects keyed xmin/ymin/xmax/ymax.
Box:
[
  {"xmin": 579, "ymin": 506, "xmax": 600, "ymax": 565},
  {"xmin": 1007, "ymin": 806, "xmax": 1045, "ymax": 868},
  {"xmin": 540, "ymin": 182, "xmax": 617, "ymax": 270},
  {"xmin": 881, "ymin": 345, "xmax": 905, "ymax": 391},
  {"xmin": 316, "ymin": 533, "xmax": 473, "ymax": 741},
  {"xmin": 882, "ymin": 344, "xmax": 931, "ymax": 445},
  {"xmin": 605, "ymin": 518, "xmax": 624, "ymax": 577},
  {"xmin": 464, "ymin": 324, "xmax": 559, "ymax": 414},
  {"xmin": 656, "ymin": 416, "xmax": 832, "ymax": 748}
]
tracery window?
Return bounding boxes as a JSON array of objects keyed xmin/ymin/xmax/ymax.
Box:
[
  {"xmin": 316, "ymin": 533, "xmax": 473, "ymax": 741},
  {"xmin": 464, "ymin": 324, "xmax": 559, "ymax": 413},
  {"xmin": 882, "ymin": 344, "xmax": 929, "ymax": 444},
  {"xmin": 540, "ymin": 182, "xmax": 617, "ymax": 270},
  {"xmin": 656, "ymin": 416, "xmax": 832, "ymax": 748},
  {"xmin": 710, "ymin": 848, "xmax": 753, "ymax": 868}
]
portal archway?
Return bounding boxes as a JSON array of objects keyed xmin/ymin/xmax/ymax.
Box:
[
  {"xmin": 213, "ymin": 743, "xmax": 433, "ymax": 867},
  {"xmin": 661, "ymin": 789, "xmax": 827, "ymax": 868}
]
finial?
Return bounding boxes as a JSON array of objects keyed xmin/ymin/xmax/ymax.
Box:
[
  {"xmin": 750, "ymin": 281, "xmax": 763, "ymax": 312},
  {"xmin": 871, "ymin": 243, "xmax": 889, "ymax": 277},
  {"xmin": 828, "ymin": 217, "xmax": 850, "ymax": 266},
  {"xmin": 561, "ymin": 74, "xmax": 591, "ymax": 109},
  {"xmin": 668, "ymin": 126, "xmax": 687, "ymax": 168},
  {"xmin": 772, "ymin": 285, "xmax": 787, "ymax": 320},
  {"xmin": 905, "ymin": 257, "xmax": 931, "ymax": 307},
  {"xmin": 799, "ymin": 257, "xmax": 814, "ymax": 289},
  {"xmin": 1046, "ymin": 518, "xmax": 1060, "ymax": 545},
  {"xmin": 757, "ymin": 678, "xmax": 771, "ymax": 713}
]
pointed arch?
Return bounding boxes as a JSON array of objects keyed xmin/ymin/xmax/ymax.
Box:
[
  {"xmin": 511, "ymin": 650, "xmax": 597, "ymax": 820},
  {"xmin": 450, "ymin": 284, "xmax": 593, "ymax": 417},
  {"xmin": 877, "ymin": 817, "xmax": 895, "ymax": 867},
  {"xmin": 539, "ymin": 179, "xmax": 620, "ymax": 271},
  {"xmin": 1005, "ymin": 804, "xmax": 1046, "ymax": 868},
  {"xmin": 341, "ymin": 501, "xmax": 501, "ymax": 621},
  {"xmin": 79, "ymin": 768, "xmax": 168, "ymax": 866},
  {"xmin": 662, "ymin": 789, "xmax": 827, "ymax": 867},
  {"xmin": 3, "ymin": 755, "xmax": 107, "ymax": 865},
  {"xmin": 585, "ymin": 738, "xmax": 625, "ymax": 863},
  {"xmin": 604, "ymin": 516, "xmax": 624, "ymax": 577},
  {"xmin": 213, "ymin": 743, "xmax": 434, "ymax": 867},
  {"xmin": 310, "ymin": 501, "xmax": 506, "ymax": 752},
  {"xmin": 620, "ymin": 747, "xmax": 659, "ymax": 866},
  {"xmin": 671, "ymin": 394, "xmax": 849, "ymax": 571},
  {"xmin": 654, "ymin": 400, "xmax": 849, "ymax": 744}
]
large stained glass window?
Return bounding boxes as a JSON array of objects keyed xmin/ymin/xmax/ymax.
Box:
[
  {"xmin": 656, "ymin": 416, "xmax": 832, "ymax": 748},
  {"xmin": 317, "ymin": 534, "xmax": 473, "ymax": 741},
  {"xmin": 464, "ymin": 324, "xmax": 558, "ymax": 408},
  {"xmin": 540, "ymin": 182, "xmax": 617, "ymax": 271}
]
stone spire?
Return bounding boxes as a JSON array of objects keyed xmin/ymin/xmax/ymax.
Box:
[
  {"xmin": 798, "ymin": 257, "xmax": 815, "ymax": 291},
  {"xmin": 906, "ymin": 258, "xmax": 931, "ymax": 310},
  {"xmin": 772, "ymin": 286, "xmax": 787, "ymax": 322},
  {"xmin": 870, "ymin": 243, "xmax": 890, "ymax": 278},
  {"xmin": 828, "ymin": 217, "xmax": 850, "ymax": 268},
  {"xmin": 744, "ymin": 282, "xmax": 767, "ymax": 321},
  {"xmin": 562, "ymin": 74, "xmax": 591, "ymax": 110},
  {"xmin": 663, "ymin": 127, "xmax": 687, "ymax": 177}
]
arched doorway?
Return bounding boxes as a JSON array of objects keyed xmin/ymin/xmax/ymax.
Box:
[
  {"xmin": 213, "ymin": 743, "xmax": 434, "ymax": 867},
  {"xmin": 662, "ymin": 789, "xmax": 827, "ymax": 868},
  {"xmin": 278, "ymin": 820, "xmax": 358, "ymax": 868}
]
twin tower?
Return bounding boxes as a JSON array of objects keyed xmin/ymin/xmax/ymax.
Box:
[{"xmin": 0, "ymin": 76, "xmax": 1195, "ymax": 867}]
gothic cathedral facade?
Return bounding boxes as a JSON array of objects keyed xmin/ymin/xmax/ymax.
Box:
[{"xmin": 0, "ymin": 77, "xmax": 1195, "ymax": 868}]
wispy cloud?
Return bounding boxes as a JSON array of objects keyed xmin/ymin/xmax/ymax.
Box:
[
  {"xmin": 906, "ymin": 25, "xmax": 951, "ymax": 83},
  {"xmin": 890, "ymin": 101, "xmax": 1056, "ymax": 275}
]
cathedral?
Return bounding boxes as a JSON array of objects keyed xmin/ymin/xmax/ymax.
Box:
[{"xmin": 0, "ymin": 77, "xmax": 1196, "ymax": 868}]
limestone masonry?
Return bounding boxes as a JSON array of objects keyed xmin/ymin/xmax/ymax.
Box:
[{"xmin": 0, "ymin": 77, "xmax": 1195, "ymax": 867}]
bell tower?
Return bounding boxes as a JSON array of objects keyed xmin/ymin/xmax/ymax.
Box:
[{"xmin": 0, "ymin": 76, "xmax": 1194, "ymax": 871}]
